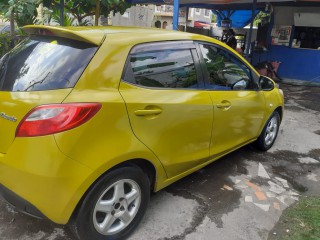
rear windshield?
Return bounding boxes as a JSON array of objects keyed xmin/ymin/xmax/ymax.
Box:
[{"xmin": 0, "ymin": 36, "xmax": 97, "ymax": 92}]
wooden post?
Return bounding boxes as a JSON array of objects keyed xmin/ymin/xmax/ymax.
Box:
[
  {"xmin": 10, "ymin": 9, "xmax": 15, "ymax": 38},
  {"xmin": 60, "ymin": 0, "xmax": 64, "ymax": 26},
  {"xmin": 185, "ymin": 7, "xmax": 189, "ymax": 31},
  {"xmin": 95, "ymin": 0, "xmax": 101, "ymax": 26}
]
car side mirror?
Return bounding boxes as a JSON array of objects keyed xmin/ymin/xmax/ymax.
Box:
[{"xmin": 259, "ymin": 76, "xmax": 274, "ymax": 91}]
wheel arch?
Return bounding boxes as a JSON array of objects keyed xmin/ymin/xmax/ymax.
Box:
[
  {"xmin": 68, "ymin": 158, "xmax": 157, "ymax": 224},
  {"xmin": 274, "ymin": 106, "xmax": 283, "ymax": 122}
]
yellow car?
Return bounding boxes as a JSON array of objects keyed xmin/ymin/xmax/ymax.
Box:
[{"xmin": 0, "ymin": 26, "xmax": 284, "ymax": 240}]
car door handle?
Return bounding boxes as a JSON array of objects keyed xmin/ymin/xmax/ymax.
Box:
[
  {"xmin": 134, "ymin": 109, "xmax": 163, "ymax": 116},
  {"xmin": 216, "ymin": 101, "xmax": 231, "ymax": 109}
]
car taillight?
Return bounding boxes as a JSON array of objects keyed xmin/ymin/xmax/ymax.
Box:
[{"xmin": 16, "ymin": 103, "xmax": 102, "ymax": 137}]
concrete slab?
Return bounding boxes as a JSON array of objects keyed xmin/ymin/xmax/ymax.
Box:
[
  {"xmin": 258, "ymin": 163, "xmax": 271, "ymax": 179},
  {"xmin": 298, "ymin": 157, "xmax": 319, "ymax": 164},
  {"xmin": 268, "ymin": 181, "xmax": 286, "ymax": 195}
]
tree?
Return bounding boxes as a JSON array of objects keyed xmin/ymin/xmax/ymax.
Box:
[
  {"xmin": 44, "ymin": 0, "xmax": 131, "ymax": 26},
  {"xmin": 0, "ymin": 0, "xmax": 40, "ymax": 26},
  {"xmin": 211, "ymin": 13, "xmax": 217, "ymax": 23},
  {"xmin": 0, "ymin": 0, "xmax": 40, "ymax": 40}
]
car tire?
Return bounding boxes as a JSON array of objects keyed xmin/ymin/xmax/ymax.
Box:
[
  {"xmin": 255, "ymin": 111, "xmax": 280, "ymax": 151},
  {"xmin": 70, "ymin": 166, "xmax": 150, "ymax": 240}
]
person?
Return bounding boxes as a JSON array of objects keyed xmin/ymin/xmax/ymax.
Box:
[
  {"xmin": 221, "ymin": 29, "xmax": 228, "ymax": 42},
  {"xmin": 226, "ymin": 29, "xmax": 237, "ymax": 50}
]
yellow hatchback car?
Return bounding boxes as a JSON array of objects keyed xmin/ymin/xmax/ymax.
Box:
[{"xmin": 0, "ymin": 26, "xmax": 284, "ymax": 240}]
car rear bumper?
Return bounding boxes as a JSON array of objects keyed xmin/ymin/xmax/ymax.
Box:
[
  {"xmin": 0, "ymin": 184, "xmax": 45, "ymax": 219},
  {"xmin": 0, "ymin": 136, "xmax": 93, "ymax": 224}
]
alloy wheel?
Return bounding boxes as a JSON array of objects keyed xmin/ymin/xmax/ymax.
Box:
[
  {"xmin": 93, "ymin": 179, "xmax": 141, "ymax": 235},
  {"xmin": 264, "ymin": 116, "xmax": 278, "ymax": 146}
]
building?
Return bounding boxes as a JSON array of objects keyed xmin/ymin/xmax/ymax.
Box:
[
  {"xmin": 111, "ymin": 5, "xmax": 154, "ymax": 28},
  {"xmin": 153, "ymin": 6, "xmax": 212, "ymax": 30},
  {"xmin": 252, "ymin": 4, "xmax": 320, "ymax": 82},
  {"xmin": 112, "ymin": 5, "xmax": 213, "ymax": 30}
]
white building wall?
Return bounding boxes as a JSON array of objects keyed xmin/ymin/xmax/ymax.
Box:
[
  {"xmin": 111, "ymin": 5, "xmax": 154, "ymax": 28},
  {"xmin": 190, "ymin": 8, "xmax": 212, "ymax": 24},
  {"xmin": 111, "ymin": 5, "xmax": 213, "ymax": 30}
]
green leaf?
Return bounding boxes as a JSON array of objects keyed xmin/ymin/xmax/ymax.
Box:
[{"xmin": 26, "ymin": 4, "xmax": 35, "ymax": 15}]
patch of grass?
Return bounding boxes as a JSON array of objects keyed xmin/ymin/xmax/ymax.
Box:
[{"xmin": 270, "ymin": 196, "xmax": 320, "ymax": 240}]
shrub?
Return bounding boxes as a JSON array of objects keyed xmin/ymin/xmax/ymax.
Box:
[
  {"xmin": 0, "ymin": 29, "xmax": 27, "ymax": 58},
  {"xmin": 0, "ymin": 32, "xmax": 12, "ymax": 58}
]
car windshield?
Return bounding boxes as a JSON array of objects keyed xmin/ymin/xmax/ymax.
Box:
[{"xmin": 0, "ymin": 36, "xmax": 97, "ymax": 92}]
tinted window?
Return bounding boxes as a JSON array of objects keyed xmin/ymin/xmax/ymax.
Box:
[
  {"xmin": 0, "ymin": 36, "xmax": 97, "ymax": 92},
  {"xmin": 199, "ymin": 44, "xmax": 253, "ymax": 90},
  {"xmin": 125, "ymin": 49, "xmax": 198, "ymax": 89}
]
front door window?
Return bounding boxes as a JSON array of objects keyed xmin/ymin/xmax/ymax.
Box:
[{"xmin": 199, "ymin": 44, "xmax": 256, "ymax": 90}]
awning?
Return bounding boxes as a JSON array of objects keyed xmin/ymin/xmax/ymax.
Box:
[{"xmin": 213, "ymin": 9, "xmax": 260, "ymax": 28}]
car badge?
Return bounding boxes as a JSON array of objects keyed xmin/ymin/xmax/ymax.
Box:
[{"xmin": 0, "ymin": 112, "xmax": 17, "ymax": 122}]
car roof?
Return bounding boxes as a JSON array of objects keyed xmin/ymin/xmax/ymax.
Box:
[
  {"xmin": 22, "ymin": 25, "xmax": 255, "ymax": 74},
  {"xmin": 23, "ymin": 25, "xmax": 216, "ymax": 46}
]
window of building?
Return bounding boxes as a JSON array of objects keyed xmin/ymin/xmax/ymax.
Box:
[
  {"xmin": 204, "ymin": 9, "xmax": 211, "ymax": 17},
  {"xmin": 155, "ymin": 5, "xmax": 162, "ymax": 12},
  {"xmin": 293, "ymin": 26, "xmax": 320, "ymax": 49},
  {"xmin": 124, "ymin": 49, "xmax": 198, "ymax": 89},
  {"xmin": 195, "ymin": 8, "xmax": 201, "ymax": 15},
  {"xmin": 162, "ymin": 21, "xmax": 168, "ymax": 29},
  {"xmin": 164, "ymin": 5, "xmax": 173, "ymax": 13},
  {"xmin": 155, "ymin": 21, "xmax": 161, "ymax": 28},
  {"xmin": 189, "ymin": 8, "xmax": 194, "ymax": 18}
]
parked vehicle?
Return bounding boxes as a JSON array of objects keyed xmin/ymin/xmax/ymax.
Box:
[
  {"xmin": 0, "ymin": 25, "xmax": 18, "ymax": 33},
  {"xmin": 0, "ymin": 26, "xmax": 284, "ymax": 240},
  {"xmin": 0, "ymin": 25, "xmax": 10, "ymax": 33}
]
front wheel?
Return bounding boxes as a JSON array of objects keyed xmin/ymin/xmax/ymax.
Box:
[
  {"xmin": 255, "ymin": 111, "xmax": 280, "ymax": 151},
  {"xmin": 70, "ymin": 166, "xmax": 150, "ymax": 240}
]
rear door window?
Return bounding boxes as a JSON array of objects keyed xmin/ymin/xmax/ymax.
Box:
[
  {"xmin": 124, "ymin": 49, "xmax": 199, "ymax": 89},
  {"xmin": 0, "ymin": 36, "xmax": 97, "ymax": 92}
]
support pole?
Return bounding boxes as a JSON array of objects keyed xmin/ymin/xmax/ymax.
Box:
[
  {"xmin": 173, "ymin": 0, "xmax": 180, "ymax": 30},
  {"xmin": 60, "ymin": 0, "xmax": 64, "ymax": 26},
  {"xmin": 185, "ymin": 7, "xmax": 189, "ymax": 32},
  {"xmin": 245, "ymin": 0, "xmax": 257, "ymax": 56}
]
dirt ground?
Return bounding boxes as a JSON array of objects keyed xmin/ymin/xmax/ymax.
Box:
[{"xmin": 0, "ymin": 83, "xmax": 319, "ymax": 240}]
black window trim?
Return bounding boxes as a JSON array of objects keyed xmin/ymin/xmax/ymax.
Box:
[
  {"xmin": 121, "ymin": 40, "xmax": 205, "ymax": 90},
  {"xmin": 195, "ymin": 41, "xmax": 260, "ymax": 91},
  {"xmin": 129, "ymin": 40, "xmax": 195, "ymax": 54}
]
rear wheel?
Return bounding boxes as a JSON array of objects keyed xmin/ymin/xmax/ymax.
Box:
[
  {"xmin": 70, "ymin": 166, "xmax": 150, "ymax": 240},
  {"xmin": 255, "ymin": 111, "xmax": 280, "ymax": 151}
]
